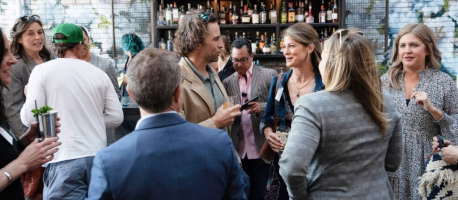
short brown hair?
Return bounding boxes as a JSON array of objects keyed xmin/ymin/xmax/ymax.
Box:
[
  {"xmin": 52, "ymin": 33, "xmax": 79, "ymax": 58},
  {"xmin": 174, "ymin": 9, "xmax": 217, "ymax": 57},
  {"xmin": 127, "ymin": 48, "xmax": 181, "ymax": 113}
]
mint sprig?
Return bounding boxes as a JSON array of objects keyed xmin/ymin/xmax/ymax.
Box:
[{"xmin": 31, "ymin": 105, "xmax": 53, "ymax": 118}]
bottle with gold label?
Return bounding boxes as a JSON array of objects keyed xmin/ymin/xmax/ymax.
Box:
[
  {"xmin": 279, "ymin": 35, "xmax": 285, "ymax": 53},
  {"xmin": 288, "ymin": 2, "xmax": 295, "ymax": 23},
  {"xmin": 259, "ymin": 34, "xmax": 266, "ymax": 50},
  {"xmin": 280, "ymin": 1, "xmax": 287, "ymax": 24},
  {"xmin": 270, "ymin": 33, "xmax": 277, "ymax": 54}
]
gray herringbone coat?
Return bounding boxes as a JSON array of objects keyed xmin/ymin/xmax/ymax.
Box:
[{"xmin": 222, "ymin": 65, "xmax": 277, "ymax": 155}]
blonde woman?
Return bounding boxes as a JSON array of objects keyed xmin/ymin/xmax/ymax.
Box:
[
  {"xmin": 279, "ymin": 30, "xmax": 402, "ymax": 199},
  {"xmin": 217, "ymin": 35, "xmax": 234, "ymax": 81},
  {"xmin": 381, "ymin": 23, "xmax": 458, "ymax": 199}
]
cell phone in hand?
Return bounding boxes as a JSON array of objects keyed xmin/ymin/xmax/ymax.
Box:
[{"xmin": 240, "ymin": 95, "xmax": 259, "ymax": 111}]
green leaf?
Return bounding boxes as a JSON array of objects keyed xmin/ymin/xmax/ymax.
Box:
[{"xmin": 31, "ymin": 105, "xmax": 53, "ymax": 118}]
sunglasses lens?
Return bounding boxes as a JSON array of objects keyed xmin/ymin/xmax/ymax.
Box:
[{"xmin": 20, "ymin": 16, "xmax": 29, "ymax": 21}]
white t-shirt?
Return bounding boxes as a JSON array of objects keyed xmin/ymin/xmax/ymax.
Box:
[{"xmin": 20, "ymin": 58, "xmax": 124, "ymax": 163}]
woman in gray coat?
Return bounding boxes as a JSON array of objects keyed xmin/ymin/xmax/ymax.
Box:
[{"xmin": 279, "ymin": 30, "xmax": 403, "ymax": 199}]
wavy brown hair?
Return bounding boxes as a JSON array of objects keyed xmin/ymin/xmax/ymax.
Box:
[
  {"xmin": 386, "ymin": 23, "xmax": 441, "ymax": 90},
  {"xmin": 282, "ymin": 23, "xmax": 322, "ymax": 71},
  {"xmin": 10, "ymin": 15, "xmax": 51, "ymax": 61},
  {"xmin": 323, "ymin": 29, "xmax": 387, "ymax": 134},
  {"xmin": 174, "ymin": 9, "xmax": 217, "ymax": 57}
]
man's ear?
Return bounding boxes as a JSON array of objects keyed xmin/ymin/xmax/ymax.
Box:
[{"xmin": 126, "ymin": 85, "xmax": 136, "ymax": 102}]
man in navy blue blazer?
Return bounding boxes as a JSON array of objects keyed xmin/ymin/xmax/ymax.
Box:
[{"xmin": 86, "ymin": 48, "xmax": 248, "ymax": 200}]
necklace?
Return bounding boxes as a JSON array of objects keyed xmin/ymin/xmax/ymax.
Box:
[{"xmin": 291, "ymin": 73, "xmax": 315, "ymax": 97}]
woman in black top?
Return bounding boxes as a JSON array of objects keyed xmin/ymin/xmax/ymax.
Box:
[{"xmin": 0, "ymin": 28, "xmax": 60, "ymax": 199}]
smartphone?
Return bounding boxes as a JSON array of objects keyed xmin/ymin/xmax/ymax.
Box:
[{"xmin": 240, "ymin": 95, "xmax": 259, "ymax": 111}]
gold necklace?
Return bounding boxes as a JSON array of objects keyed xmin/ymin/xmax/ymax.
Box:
[{"xmin": 291, "ymin": 73, "xmax": 315, "ymax": 97}]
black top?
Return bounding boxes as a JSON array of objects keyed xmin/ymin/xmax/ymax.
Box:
[
  {"xmin": 218, "ymin": 59, "xmax": 235, "ymax": 82},
  {"xmin": 406, "ymin": 99, "xmax": 411, "ymax": 106},
  {"xmin": 0, "ymin": 126, "xmax": 25, "ymax": 200},
  {"xmin": 121, "ymin": 55, "xmax": 137, "ymax": 97}
]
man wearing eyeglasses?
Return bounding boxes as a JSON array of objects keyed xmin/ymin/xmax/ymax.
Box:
[
  {"xmin": 222, "ymin": 38, "xmax": 278, "ymax": 200},
  {"xmin": 174, "ymin": 10, "xmax": 241, "ymax": 131}
]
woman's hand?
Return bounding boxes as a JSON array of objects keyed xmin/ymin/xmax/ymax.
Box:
[
  {"xmin": 441, "ymin": 146, "xmax": 458, "ymax": 165},
  {"xmin": 411, "ymin": 92, "xmax": 434, "ymax": 111},
  {"xmin": 20, "ymin": 117, "xmax": 61, "ymax": 147},
  {"xmin": 432, "ymin": 136, "xmax": 453, "ymax": 153},
  {"xmin": 264, "ymin": 127, "xmax": 283, "ymax": 152},
  {"xmin": 17, "ymin": 137, "xmax": 61, "ymax": 171}
]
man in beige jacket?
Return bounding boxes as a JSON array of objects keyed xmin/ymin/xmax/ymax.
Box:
[{"xmin": 174, "ymin": 10, "xmax": 240, "ymax": 130}]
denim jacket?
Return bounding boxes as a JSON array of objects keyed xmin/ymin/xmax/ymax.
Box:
[{"xmin": 260, "ymin": 69, "xmax": 325, "ymax": 134}]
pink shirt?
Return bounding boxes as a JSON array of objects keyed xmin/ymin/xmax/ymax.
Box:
[{"xmin": 237, "ymin": 64, "xmax": 259, "ymax": 159}]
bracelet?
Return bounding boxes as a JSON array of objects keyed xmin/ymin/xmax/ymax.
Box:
[{"xmin": 3, "ymin": 171, "xmax": 12, "ymax": 185}]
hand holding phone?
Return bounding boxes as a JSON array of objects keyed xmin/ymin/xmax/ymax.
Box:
[{"xmin": 240, "ymin": 95, "xmax": 259, "ymax": 111}]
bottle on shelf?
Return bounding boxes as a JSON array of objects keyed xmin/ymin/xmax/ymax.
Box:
[
  {"xmin": 288, "ymin": 2, "xmax": 295, "ymax": 23},
  {"xmin": 186, "ymin": 3, "xmax": 191, "ymax": 15},
  {"xmin": 228, "ymin": 2, "xmax": 233, "ymax": 23},
  {"xmin": 320, "ymin": 29, "xmax": 324, "ymax": 48},
  {"xmin": 323, "ymin": 28, "xmax": 328, "ymax": 46},
  {"xmin": 270, "ymin": 33, "xmax": 277, "ymax": 54},
  {"xmin": 220, "ymin": 5, "xmax": 227, "ymax": 24},
  {"xmin": 306, "ymin": 2, "xmax": 314, "ymax": 23},
  {"xmin": 327, "ymin": 0, "xmax": 333, "ymax": 22},
  {"xmin": 159, "ymin": 38, "xmax": 166, "ymax": 49},
  {"xmin": 206, "ymin": 0, "xmax": 211, "ymax": 13},
  {"xmin": 167, "ymin": 30, "xmax": 173, "ymax": 52},
  {"xmin": 247, "ymin": 31, "xmax": 252, "ymax": 42},
  {"xmin": 269, "ymin": 3, "xmax": 277, "ymax": 24},
  {"xmin": 332, "ymin": 0, "xmax": 339, "ymax": 23},
  {"xmin": 260, "ymin": 3, "xmax": 267, "ymax": 24},
  {"xmin": 235, "ymin": 32, "xmax": 239, "ymax": 39},
  {"xmin": 210, "ymin": 7, "xmax": 216, "ymax": 18},
  {"xmin": 255, "ymin": 31, "xmax": 262, "ymax": 54},
  {"xmin": 227, "ymin": 31, "xmax": 232, "ymax": 44},
  {"xmin": 179, "ymin": 5, "xmax": 185, "ymax": 24},
  {"xmin": 172, "ymin": 2, "xmax": 179, "ymax": 25},
  {"xmin": 248, "ymin": 2, "xmax": 254, "ymax": 16},
  {"xmin": 157, "ymin": 4, "xmax": 165, "ymax": 26},
  {"xmin": 251, "ymin": 34, "xmax": 257, "ymax": 53},
  {"xmin": 259, "ymin": 34, "xmax": 266, "ymax": 50},
  {"xmin": 252, "ymin": 4, "xmax": 260, "ymax": 24},
  {"xmin": 263, "ymin": 37, "xmax": 271, "ymax": 55},
  {"xmin": 280, "ymin": 0, "xmax": 287, "ymax": 24},
  {"xmin": 232, "ymin": 5, "xmax": 239, "ymax": 24},
  {"xmin": 242, "ymin": 5, "xmax": 251, "ymax": 24},
  {"xmin": 165, "ymin": 4, "xmax": 172, "ymax": 26},
  {"xmin": 319, "ymin": 2, "xmax": 326, "ymax": 23},
  {"xmin": 296, "ymin": 1, "xmax": 304, "ymax": 22},
  {"xmin": 240, "ymin": 0, "xmax": 244, "ymax": 18},
  {"xmin": 242, "ymin": 32, "xmax": 247, "ymax": 39},
  {"xmin": 304, "ymin": 0, "xmax": 308, "ymax": 19},
  {"xmin": 279, "ymin": 35, "xmax": 285, "ymax": 53}
]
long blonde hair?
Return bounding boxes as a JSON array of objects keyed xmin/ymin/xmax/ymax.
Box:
[
  {"xmin": 282, "ymin": 23, "xmax": 322, "ymax": 70},
  {"xmin": 323, "ymin": 30, "xmax": 387, "ymax": 134},
  {"xmin": 386, "ymin": 23, "xmax": 442, "ymax": 90}
]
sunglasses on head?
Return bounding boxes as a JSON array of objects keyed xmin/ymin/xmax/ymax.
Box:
[
  {"xmin": 12, "ymin": 15, "xmax": 41, "ymax": 32},
  {"xmin": 335, "ymin": 29, "xmax": 364, "ymax": 45},
  {"xmin": 200, "ymin": 12, "xmax": 209, "ymax": 22}
]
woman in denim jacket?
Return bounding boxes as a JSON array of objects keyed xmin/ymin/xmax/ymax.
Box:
[{"xmin": 260, "ymin": 23, "xmax": 324, "ymax": 200}]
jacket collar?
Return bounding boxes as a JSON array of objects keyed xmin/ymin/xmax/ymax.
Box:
[{"xmin": 135, "ymin": 113, "xmax": 187, "ymax": 131}]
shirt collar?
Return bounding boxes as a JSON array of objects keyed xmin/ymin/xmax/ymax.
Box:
[
  {"xmin": 237, "ymin": 63, "xmax": 254, "ymax": 79},
  {"xmin": 135, "ymin": 111, "xmax": 177, "ymax": 130},
  {"xmin": 184, "ymin": 57, "xmax": 214, "ymax": 82}
]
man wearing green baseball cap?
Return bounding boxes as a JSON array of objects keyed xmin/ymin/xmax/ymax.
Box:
[{"xmin": 20, "ymin": 23, "xmax": 124, "ymax": 199}]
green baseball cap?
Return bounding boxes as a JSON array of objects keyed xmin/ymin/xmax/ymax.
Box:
[{"xmin": 52, "ymin": 23, "xmax": 87, "ymax": 46}]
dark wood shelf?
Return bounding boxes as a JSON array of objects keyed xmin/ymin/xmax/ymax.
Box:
[
  {"xmin": 157, "ymin": 25, "xmax": 179, "ymax": 30},
  {"xmin": 278, "ymin": 23, "xmax": 340, "ymax": 28},
  {"xmin": 219, "ymin": 24, "xmax": 277, "ymax": 28},
  {"xmin": 157, "ymin": 23, "xmax": 340, "ymax": 30},
  {"xmin": 253, "ymin": 54, "xmax": 284, "ymax": 58}
]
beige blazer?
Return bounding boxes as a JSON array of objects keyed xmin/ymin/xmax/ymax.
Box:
[{"xmin": 178, "ymin": 58, "xmax": 229, "ymax": 128}]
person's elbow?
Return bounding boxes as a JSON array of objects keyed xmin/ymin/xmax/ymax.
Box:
[{"xmin": 385, "ymin": 155, "xmax": 402, "ymax": 172}]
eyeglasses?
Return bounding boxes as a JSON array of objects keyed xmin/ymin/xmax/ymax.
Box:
[
  {"xmin": 200, "ymin": 12, "xmax": 209, "ymax": 22},
  {"xmin": 335, "ymin": 29, "xmax": 364, "ymax": 45},
  {"xmin": 232, "ymin": 57, "xmax": 250, "ymax": 64},
  {"xmin": 12, "ymin": 15, "xmax": 41, "ymax": 32}
]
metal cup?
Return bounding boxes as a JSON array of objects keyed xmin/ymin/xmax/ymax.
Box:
[{"xmin": 38, "ymin": 111, "xmax": 58, "ymax": 138}]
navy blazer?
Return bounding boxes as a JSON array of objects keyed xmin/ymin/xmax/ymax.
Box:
[{"xmin": 87, "ymin": 113, "xmax": 248, "ymax": 200}]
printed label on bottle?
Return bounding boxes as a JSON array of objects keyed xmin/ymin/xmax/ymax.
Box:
[
  {"xmin": 327, "ymin": 11, "xmax": 332, "ymax": 20},
  {"xmin": 166, "ymin": 11, "xmax": 172, "ymax": 21},
  {"xmin": 242, "ymin": 17, "xmax": 250, "ymax": 23},
  {"xmin": 320, "ymin": 14, "xmax": 326, "ymax": 23},
  {"xmin": 251, "ymin": 43, "xmax": 257, "ymax": 53},
  {"xmin": 270, "ymin": 46, "xmax": 276, "ymax": 54},
  {"xmin": 296, "ymin": 15, "xmax": 304, "ymax": 22},
  {"xmin": 261, "ymin": 13, "xmax": 267, "ymax": 23},
  {"xmin": 173, "ymin": 10, "xmax": 178, "ymax": 19},
  {"xmin": 253, "ymin": 14, "xmax": 259, "ymax": 23},
  {"xmin": 263, "ymin": 46, "xmax": 271, "ymax": 54},
  {"xmin": 332, "ymin": 13, "xmax": 338, "ymax": 19},
  {"xmin": 271, "ymin": 12, "xmax": 277, "ymax": 18}
]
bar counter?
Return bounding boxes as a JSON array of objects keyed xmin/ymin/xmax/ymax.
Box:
[{"xmin": 114, "ymin": 101, "xmax": 140, "ymax": 141}]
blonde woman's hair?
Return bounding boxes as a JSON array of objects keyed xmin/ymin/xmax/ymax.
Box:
[
  {"xmin": 219, "ymin": 35, "xmax": 231, "ymax": 60},
  {"xmin": 323, "ymin": 29, "xmax": 387, "ymax": 134},
  {"xmin": 282, "ymin": 23, "xmax": 322, "ymax": 70},
  {"xmin": 386, "ymin": 23, "xmax": 442, "ymax": 90}
]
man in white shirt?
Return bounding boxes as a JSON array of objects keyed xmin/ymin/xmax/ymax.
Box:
[{"xmin": 20, "ymin": 23, "xmax": 123, "ymax": 200}]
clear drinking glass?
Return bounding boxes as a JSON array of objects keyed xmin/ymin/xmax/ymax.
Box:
[
  {"xmin": 121, "ymin": 96, "xmax": 130, "ymax": 107},
  {"xmin": 277, "ymin": 127, "xmax": 290, "ymax": 156}
]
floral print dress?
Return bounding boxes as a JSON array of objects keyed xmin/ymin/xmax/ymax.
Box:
[{"xmin": 381, "ymin": 68, "xmax": 458, "ymax": 200}]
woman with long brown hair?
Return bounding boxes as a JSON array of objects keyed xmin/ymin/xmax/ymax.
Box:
[
  {"xmin": 382, "ymin": 23, "xmax": 458, "ymax": 200},
  {"xmin": 279, "ymin": 30, "xmax": 402, "ymax": 199}
]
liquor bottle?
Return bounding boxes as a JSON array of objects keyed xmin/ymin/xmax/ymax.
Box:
[
  {"xmin": 167, "ymin": 30, "xmax": 173, "ymax": 51},
  {"xmin": 157, "ymin": 4, "xmax": 165, "ymax": 26},
  {"xmin": 259, "ymin": 34, "xmax": 266, "ymax": 50},
  {"xmin": 255, "ymin": 32, "xmax": 262, "ymax": 54},
  {"xmin": 306, "ymin": 2, "xmax": 313, "ymax": 23},
  {"xmin": 165, "ymin": 4, "xmax": 172, "ymax": 26},
  {"xmin": 248, "ymin": 2, "xmax": 254, "ymax": 16},
  {"xmin": 186, "ymin": 3, "xmax": 191, "ymax": 15},
  {"xmin": 279, "ymin": 36, "xmax": 285, "ymax": 53},
  {"xmin": 242, "ymin": 5, "xmax": 250, "ymax": 24},
  {"xmin": 269, "ymin": 3, "xmax": 277, "ymax": 24},
  {"xmin": 304, "ymin": 0, "xmax": 308, "ymax": 19},
  {"xmin": 179, "ymin": 6, "xmax": 185, "ymax": 24},
  {"xmin": 206, "ymin": 0, "xmax": 211, "ymax": 13},
  {"xmin": 288, "ymin": 2, "xmax": 295, "ymax": 23},
  {"xmin": 270, "ymin": 33, "xmax": 277, "ymax": 54},
  {"xmin": 199, "ymin": 5, "xmax": 204, "ymax": 12},
  {"xmin": 172, "ymin": 2, "xmax": 179, "ymax": 25},
  {"xmin": 320, "ymin": 29, "xmax": 324, "ymax": 48},
  {"xmin": 227, "ymin": 31, "xmax": 232, "ymax": 44},
  {"xmin": 296, "ymin": 1, "xmax": 304, "ymax": 22},
  {"xmin": 232, "ymin": 6, "xmax": 239, "ymax": 24},
  {"xmin": 240, "ymin": 0, "xmax": 244, "ymax": 17},
  {"xmin": 159, "ymin": 38, "xmax": 166, "ymax": 49},
  {"xmin": 280, "ymin": 1, "xmax": 287, "ymax": 24},
  {"xmin": 228, "ymin": 2, "xmax": 233, "ymax": 23},
  {"xmin": 327, "ymin": 0, "xmax": 333, "ymax": 22},
  {"xmin": 210, "ymin": 7, "xmax": 216, "ymax": 18},
  {"xmin": 252, "ymin": 4, "xmax": 260, "ymax": 24},
  {"xmin": 319, "ymin": 3, "xmax": 326, "ymax": 23},
  {"xmin": 220, "ymin": 5, "xmax": 227, "ymax": 24},
  {"xmin": 260, "ymin": 3, "xmax": 267, "ymax": 24},
  {"xmin": 247, "ymin": 32, "xmax": 252, "ymax": 42},
  {"xmin": 242, "ymin": 32, "xmax": 246, "ymax": 39},
  {"xmin": 263, "ymin": 37, "xmax": 271, "ymax": 55},
  {"xmin": 332, "ymin": 0, "xmax": 339, "ymax": 23},
  {"xmin": 235, "ymin": 31, "xmax": 239, "ymax": 39},
  {"xmin": 323, "ymin": 28, "xmax": 328, "ymax": 45}
]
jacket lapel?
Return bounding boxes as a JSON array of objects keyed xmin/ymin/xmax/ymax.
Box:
[{"xmin": 250, "ymin": 65, "xmax": 261, "ymax": 98}]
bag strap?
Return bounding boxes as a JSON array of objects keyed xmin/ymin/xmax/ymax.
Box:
[
  {"xmin": 272, "ymin": 72, "xmax": 284, "ymax": 133},
  {"xmin": 275, "ymin": 72, "xmax": 284, "ymax": 96}
]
